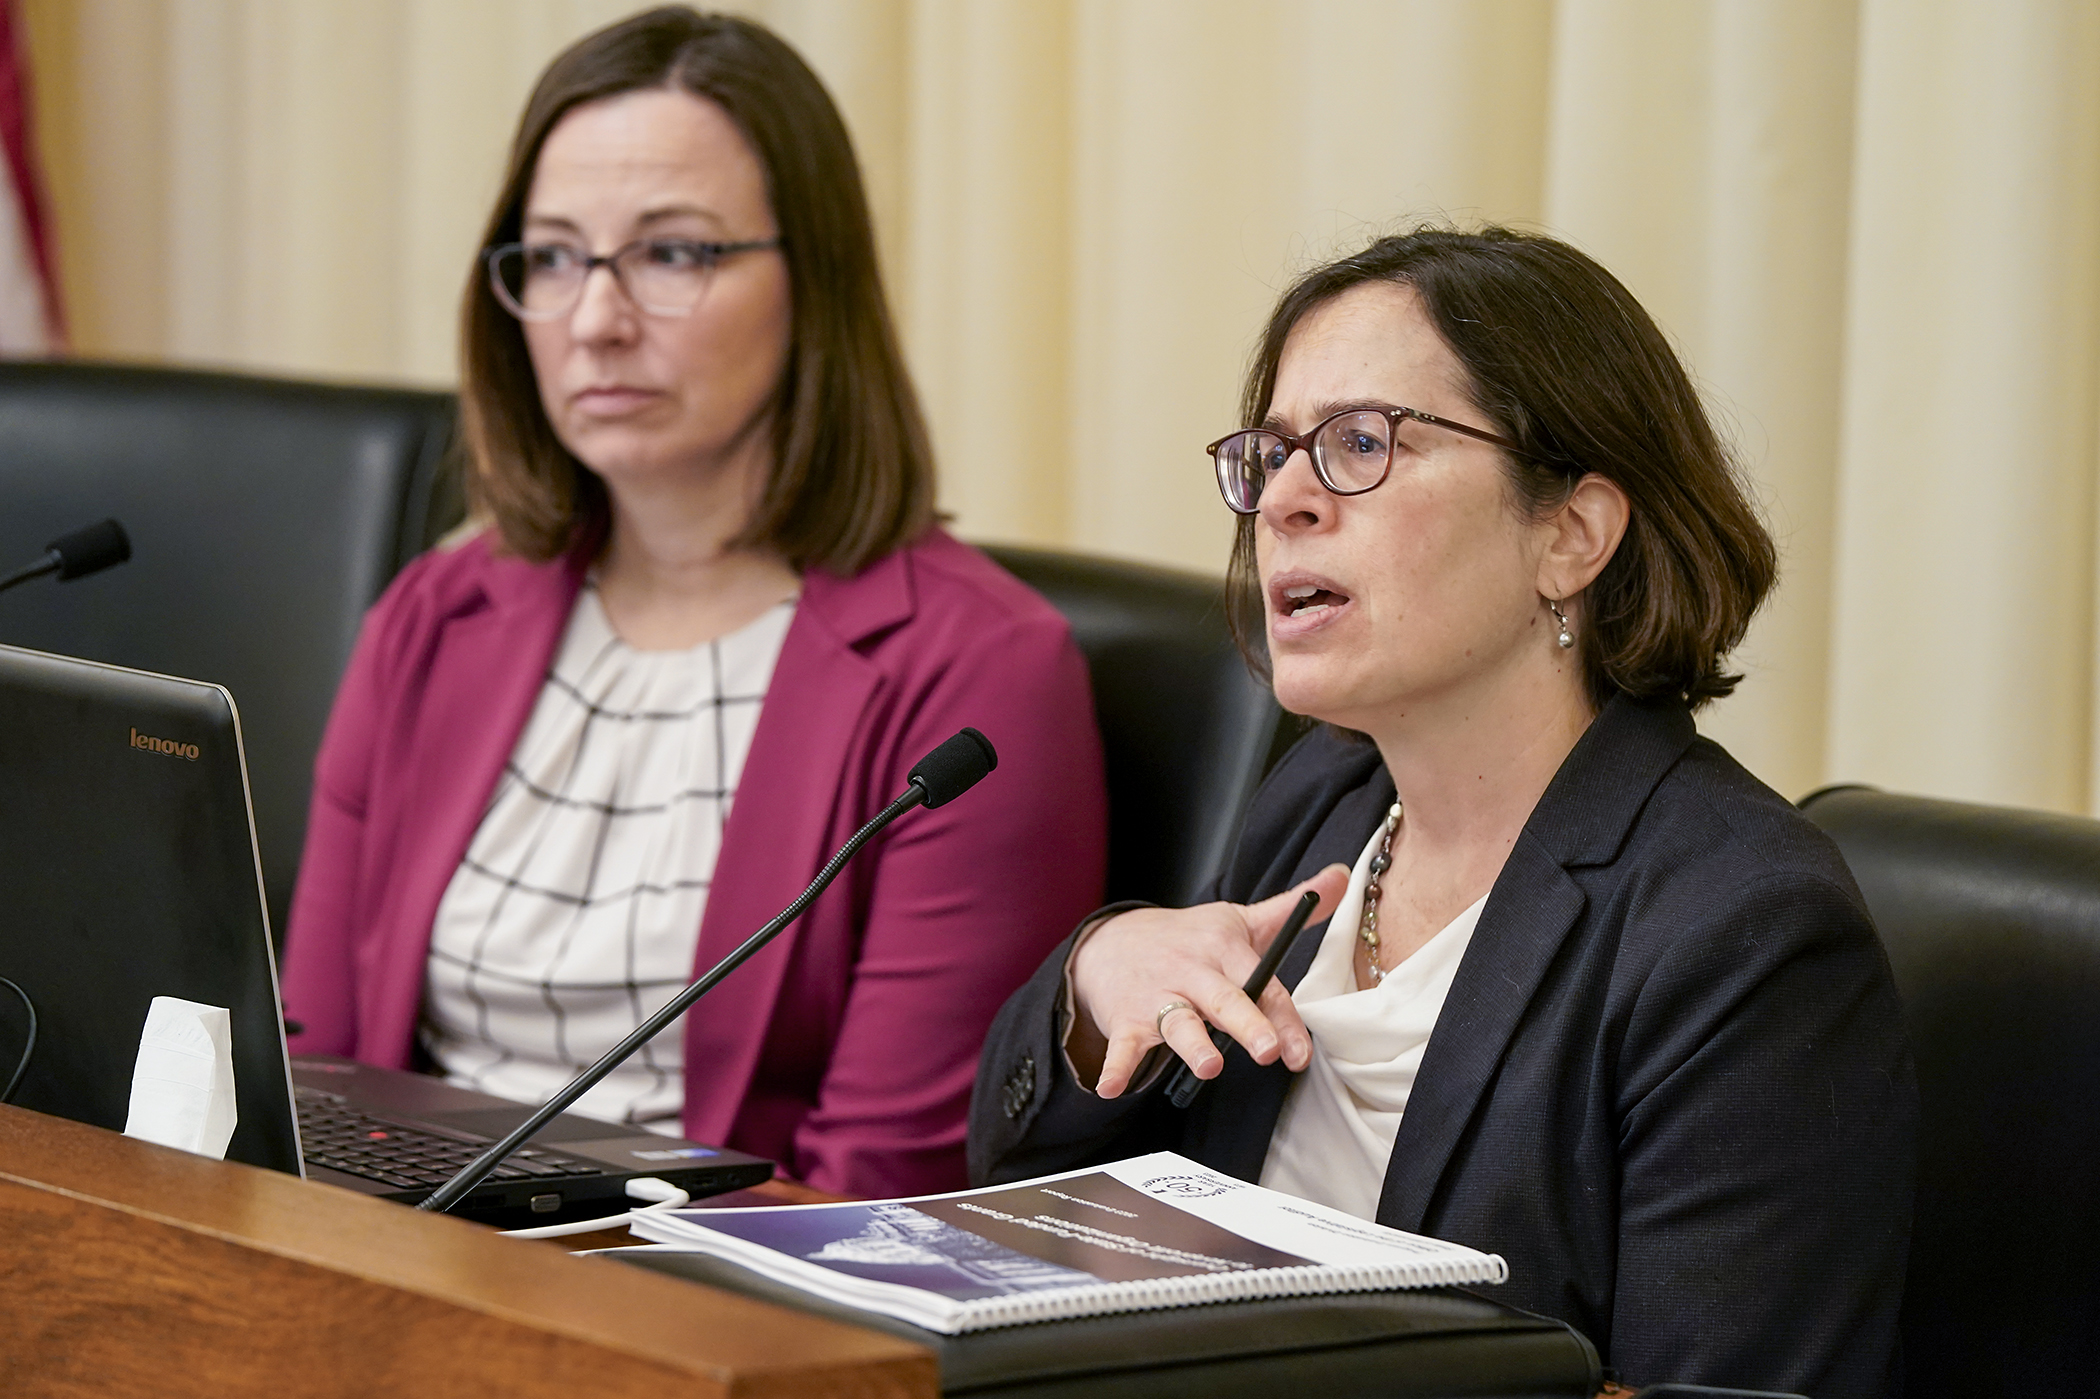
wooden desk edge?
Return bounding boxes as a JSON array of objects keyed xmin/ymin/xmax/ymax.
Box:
[{"xmin": 1, "ymin": 1104, "xmax": 936, "ymax": 1399}]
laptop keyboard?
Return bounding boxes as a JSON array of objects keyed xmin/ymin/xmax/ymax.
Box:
[{"xmin": 295, "ymin": 1086, "xmax": 608, "ymax": 1194}]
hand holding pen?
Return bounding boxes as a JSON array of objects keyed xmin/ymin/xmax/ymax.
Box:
[
  {"xmin": 1164, "ymin": 889, "xmax": 1323, "ymax": 1108},
  {"xmin": 1066, "ymin": 865, "xmax": 1351, "ymax": 1100}
]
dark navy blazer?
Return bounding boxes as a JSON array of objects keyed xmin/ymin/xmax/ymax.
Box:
[{"xmin": 970, "ymin": 694, "xmax": 1916, "ymax": 1399}]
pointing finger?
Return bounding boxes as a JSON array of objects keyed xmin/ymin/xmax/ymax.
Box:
[{"xmin": 1247, "ymin": 865, "xmax": 1351, "ymax": 952}]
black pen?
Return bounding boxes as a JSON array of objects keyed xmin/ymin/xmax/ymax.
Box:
[{"xmin": 1164, "ymin": 888, "xmax": 1322, "ymax": 1109}]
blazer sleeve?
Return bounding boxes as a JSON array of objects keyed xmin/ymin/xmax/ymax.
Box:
[
  {"xmin": 967, "ymin": 907, "xmax": 1186, "ymax": 1185},
  {"xmin": 788, "ymin": 609, "xmax": 1109, "ymax": 1198},
  {"xmin": 1608, "ymin": 870, "xmax": 1916, "ymax": 1399}
]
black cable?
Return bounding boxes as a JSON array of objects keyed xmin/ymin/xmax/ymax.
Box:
[{"xmin": 0, "ymin": 977, "xmax": 36, "ymax": 1104}]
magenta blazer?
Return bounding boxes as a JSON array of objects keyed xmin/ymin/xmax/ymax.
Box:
[{"xmin": 279, "ymin": 527, "xmax": 1107, "ymax": 1198}]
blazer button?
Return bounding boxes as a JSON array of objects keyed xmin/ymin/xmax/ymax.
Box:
[{"xmin": 1002, "ymin": 1053, "xmax": 1036, "ymax": 1119}]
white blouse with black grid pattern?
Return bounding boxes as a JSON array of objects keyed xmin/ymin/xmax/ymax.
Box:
[{"xmin": 419, "ymin": 583, "xmax": 796, "ymax": 1133}]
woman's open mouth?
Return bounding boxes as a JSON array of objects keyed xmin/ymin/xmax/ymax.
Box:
[
  {"xmin": 1269, "ymin": 574, "xmax": 1353, "ymax": 638},
  {"xmin": 1281, "ymin": 583, "xmax": 1348, "ymax": 617}
]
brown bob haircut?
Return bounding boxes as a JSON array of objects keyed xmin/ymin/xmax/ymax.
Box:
[
  {"xmin": 459, "ymin": 7, "xmax": 935, "ymax": 573},
  {"xmin": 1230, "ymin": 226, "xmax": 1776, "ymax": 710}
]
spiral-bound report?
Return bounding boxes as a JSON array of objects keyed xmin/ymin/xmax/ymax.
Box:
[{"xmin": 626, "ymin": 1151, "xmax": 1507, "ymax": 1334}]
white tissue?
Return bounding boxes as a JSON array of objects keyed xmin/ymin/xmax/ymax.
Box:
[{"xmin": 123, "ymin": 995, "xmax": 238, "ymax": 1160}]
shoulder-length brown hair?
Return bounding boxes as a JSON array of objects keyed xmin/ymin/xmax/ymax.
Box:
[
  {"xmin": 459, "ymin": 7, "xmax": 935, "ymax": 573},
  {"xmin": 1230, "ymin": 226, "xmax": 1775, "ymax": 710}
]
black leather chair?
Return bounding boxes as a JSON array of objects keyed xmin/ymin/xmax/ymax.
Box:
[
  {"xmin": 983, "ymin": 546, "xmax": 1283, "ymax": 908},
  {"xmin": 0, "ymin": 362, "xmax": 460, "ymax": 938},
  {"xmin": 1798, "ymin": 785, "xmax": 2100, "ymax": 1399},
  {"xmin": 0, "ymin": 364, "xmax": 1273, "ymax": 936}
]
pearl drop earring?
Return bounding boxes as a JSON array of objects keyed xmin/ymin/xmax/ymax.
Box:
[{"xmin": 1548, "ymin": 598, "xmax": 1574, "ymax": 649}]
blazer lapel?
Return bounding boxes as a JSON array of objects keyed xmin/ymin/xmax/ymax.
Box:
[
  {"xmin": 362, "ymin": 543, "xmax": 583, "ymax": 1064},
  {"xmin": 1374, "ymin": 695, "xmax": 1697, "ymax": 1230},
  {"xmin": 1374, "ymin": 844, "xmax": 1585, "ymax": 1228},
  {"xmin": 1188, "ymin": 762, "xmax": 1395, "ymax": 1182},
  {"xmin": 678, "ymin": 552, "xmax": 915, "ymax": 1144}
]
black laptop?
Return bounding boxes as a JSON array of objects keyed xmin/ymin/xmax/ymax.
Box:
[{"xmin": 0, "ymin": 641, "xmax": 771, "ymax": 1218}]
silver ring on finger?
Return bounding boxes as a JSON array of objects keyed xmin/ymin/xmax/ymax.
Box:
[{"xmin": 1155, "ymin": 999, "xmax": 1194, "ymax": 1040}]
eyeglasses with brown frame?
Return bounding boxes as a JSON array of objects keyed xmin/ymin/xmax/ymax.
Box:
[{"xmin": 1206, "ymin": 404, "xmax": 1527, "ymax": 515}]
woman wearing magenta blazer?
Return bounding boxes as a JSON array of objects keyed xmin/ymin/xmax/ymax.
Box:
[{"xmin": 279, "ymin": 10, "xmax": 1105, "ymax": 1199}]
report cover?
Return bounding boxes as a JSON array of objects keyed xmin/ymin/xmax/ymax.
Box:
[{"xmin": 628, "ymin": 1152, "xmax": 1507, "ymax": 1333}]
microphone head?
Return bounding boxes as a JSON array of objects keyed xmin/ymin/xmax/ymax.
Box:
[
  {"xmin": 48, "ymin": 518, "xmax": 131, "ymax": 581},
  {"xmin": 908, "ymin": 728, "xmax": 998, "ymax": 808}
]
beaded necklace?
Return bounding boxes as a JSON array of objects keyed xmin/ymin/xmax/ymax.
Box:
[{"xmin": 1356, "ymin": 802, "xmax": 1404, "ymax": 983}]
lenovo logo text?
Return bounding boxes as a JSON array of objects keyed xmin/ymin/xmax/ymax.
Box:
[{"xmin": 131, "ymin": 727, "xmax": 200, "ymax": 761}]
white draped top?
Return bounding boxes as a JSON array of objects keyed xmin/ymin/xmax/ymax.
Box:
[{"xmin": 1259, "ymin": 803, "xmax": 1485, "ymax": 1220}]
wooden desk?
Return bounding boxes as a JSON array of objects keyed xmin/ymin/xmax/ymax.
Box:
[{"xmin": 0, "ymin": 1103, "xmax": 936, "ymax": 1398}]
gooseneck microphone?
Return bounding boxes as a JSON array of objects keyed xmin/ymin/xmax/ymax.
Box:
[
  {"xmin": 416, "ymin": 727, "xmax": 999, "ymax": 1214},
  {"xmin": 0, "ymin": 519, "xmax": 133, "ymax": 595},
  {"xmin": 904, "ymin": 725, "xmax": 997, "ymax": 807}
]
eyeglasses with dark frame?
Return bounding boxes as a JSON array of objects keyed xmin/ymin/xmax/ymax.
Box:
[
  {"xmin": 1205, "ymin": 405, "xmax": 1526, "ymax": 515},
  {"xmin": 484, "ymin": 236, "xmax": 785, "ymax": 321}
]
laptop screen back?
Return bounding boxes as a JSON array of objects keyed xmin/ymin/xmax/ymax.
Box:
[{"xmin": 0, "ymin": 642, "xmax": 300, "ymax": 1173}]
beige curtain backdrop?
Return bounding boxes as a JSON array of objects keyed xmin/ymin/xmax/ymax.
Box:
[{"xmin": 21, "ymin": 0, "xmax": 2100, "ymax": 816}]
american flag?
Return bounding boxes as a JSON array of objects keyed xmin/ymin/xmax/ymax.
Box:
[{"xmin": 0, "ymin": 0, "xmax": 58, "ymax": 355}]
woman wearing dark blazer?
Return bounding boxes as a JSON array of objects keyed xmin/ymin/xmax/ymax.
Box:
[{"xmin": 969, "ymin": 228, "xmax": 1914, "ymax": 1398}]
